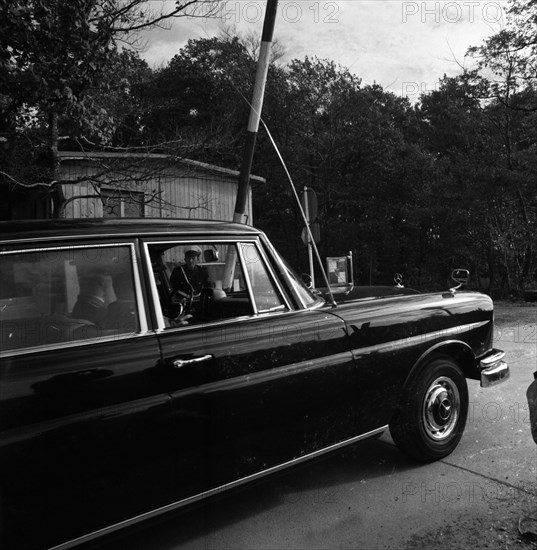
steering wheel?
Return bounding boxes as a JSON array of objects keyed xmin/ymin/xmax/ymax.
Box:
[{"xmin": 171, "ymin": 287, "xmax": 194, "ymax": 315}]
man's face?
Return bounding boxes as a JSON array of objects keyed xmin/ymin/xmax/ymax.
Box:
[{"xmin": 185, "ymin": 253, "xmax": 199, "ymax": 268}]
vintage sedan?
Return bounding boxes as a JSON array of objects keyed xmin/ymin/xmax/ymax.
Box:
[{"xmin": 0, "ymin": 219, "xmax": 508, "ymax": 549}]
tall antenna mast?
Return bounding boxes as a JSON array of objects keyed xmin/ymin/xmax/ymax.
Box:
[
  {"xmin": 223, "ymin": 0, "xmax": 278, "ymax": 291},
  {"xmin": 233, "ymin": 0, "xmax": 278, "ymax": 224}
]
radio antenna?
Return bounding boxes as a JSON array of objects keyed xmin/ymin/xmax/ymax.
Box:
[
  {"xmin": 231, "ymin": 76, "xmax": 337, "ymax": 306},
  {"xmin": 258, "ymin": 117, "xmax": 337, "ymax": 307}
]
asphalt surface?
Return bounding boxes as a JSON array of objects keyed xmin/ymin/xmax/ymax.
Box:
[{"xmin": 90, "ymin": 302, "xmax": 537, "ymax": 550}]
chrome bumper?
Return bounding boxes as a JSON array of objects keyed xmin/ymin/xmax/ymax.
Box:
[{"xmin": 479, "ymin": 349, "xmax": 510, "ymax": 387}]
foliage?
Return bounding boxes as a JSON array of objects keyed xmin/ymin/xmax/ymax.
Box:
[
  {"xmin": 465, "ymin": 0, "xmax": 537, "ymax": 293},
  {"xmin": 0, "ymin": 0, "xmax": 112, "ymax": 126},
  {"xmin": 65, "ymin": 49, "xmax": 153, "ymax": 146},
  {"xmin": 248, "ymin": 57, "xmax": 436, "ymax": 285},
  {"xmin": 1, "ymin": 0, "xmax": 536, "ymax": 295},
  {"xmin": 0, "ymin": 0, "xmax": 218, "ymax": 213},
  {"xmin": 134, "ymin": 36, "xmax": 256, "ymax": 165}
]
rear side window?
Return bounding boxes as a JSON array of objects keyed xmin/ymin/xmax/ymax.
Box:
[{"xmin": 0, "ymin": 245, "xmax": 140, "ymax": 352}]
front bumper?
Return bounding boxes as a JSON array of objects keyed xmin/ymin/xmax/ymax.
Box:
[{"xmin": 479, "ymin": 349, "xmax": 510, "ymax": 387}]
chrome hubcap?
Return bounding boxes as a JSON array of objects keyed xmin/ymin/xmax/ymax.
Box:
[{"xmin": 422, "ymin": 376, "xmax": 460, "ymax": 441}]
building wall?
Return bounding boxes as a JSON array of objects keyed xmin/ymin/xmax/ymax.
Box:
[{"xmin": 60, "ymin": 159, "xmax": 253, "ymax": 223}]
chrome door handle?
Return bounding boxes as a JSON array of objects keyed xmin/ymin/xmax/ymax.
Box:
[{"xmin": 172, "ymin": 354, "xmax": 213, "ymax": 369}]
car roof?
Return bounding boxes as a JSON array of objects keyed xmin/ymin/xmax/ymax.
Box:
[{"xmin": 0, "ymin": 218, "xmax": 262, "ymax": 243}]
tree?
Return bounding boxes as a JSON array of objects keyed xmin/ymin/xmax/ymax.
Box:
[
  {"xmin": 466, "ymin": 0, "xmax": 537, "ymax": 292},
  {"xmin": 67, "ymin": 49, "xmax": 154, "ymax": 147},
  {"xmin": 137, "ymin": 36, "xmax": 254, "ymax": 166},
  {"xmin": 0, "ymin": 0, "xmax": 219, "ymax": 216},
  {"xmin": 252, "ymin": 57, "xmax": 434, "ymax": 284},
  {"xmin": 416, "ymin": 69, "xmax": 537, "ymax": 295}
]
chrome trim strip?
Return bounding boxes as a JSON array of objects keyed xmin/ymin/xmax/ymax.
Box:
[
  {"xmin": 153, "ymin": 305, "xmax": 323, "ymax": 335},
  {"xmin": 262, "ymin": 236, "xmax": 312, "ymax": 310},
  {"xmin": 143, "ymin": 237, "xmax": 259, "ymax": 247},
  {"xmin": 0, "ymin": 242, "xmax": 132, "ymax": 256},
  {"xmin": 479, "ymin": 349, "xmax": 509, "ymax": 387},
  {"xmin": 0, "ymin": 234, "xmax": 143, "ymax": 245},
  {"xmin": 413, "ymin": 339, "xmax": 474, "ymax": 373},
  {"xmin": 0, "ymin": 330, "xmax": 156, "ymax": 358},
  {"xmin": 350, "ymin": 321, "xmax": 488, "ymax": 357},
  {"xmin": 251, "ymin": 241, "xmax": 293, "ymax": 312},
  {"xmin": 47, "ymin": 425, "xmax": 389, "ymax": 550},
  {"xmin": 171, "ymin": 351, "xmax": 354, "ymax": 399},
  {"xmin": 479, "ymin": 349, "xmax": 506, "ymax": 366},
  {"xmin": 142, "ymin": 242, "xmax": 166, "ymax": 330},
  {"xmin": 131, "ymin": 244, "xmax": 148, "ymax": 333},
  {"xmin": 237, "ymin": 242, "xmax": 257, "ymax": 315},
  {"xmin": 0, "ymin": 229, "xmax": 261, "ymax": 246},
  {"xmin": 238, "ymin": 240, "xmax": 292, "ymax": 314}
]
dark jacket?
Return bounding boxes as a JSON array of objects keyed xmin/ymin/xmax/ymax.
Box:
[{"xmin": 170, "ymin": 264, "xmax": 212, "ymax": 296}]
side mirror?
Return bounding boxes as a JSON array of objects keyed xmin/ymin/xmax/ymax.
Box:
[
  {"xmin": 204, "ymin": 248, "xmax": 219, "ymax": 263},
  {"xmin": 301, "ymin": 273, "xmax": 313, "ymax": 289},
  {"xmin": 450, "ymin": 269, "xmax": 470, "ymax": 292}
]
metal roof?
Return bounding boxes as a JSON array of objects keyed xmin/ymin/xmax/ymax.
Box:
[{"xmin": 58, "ymin": 151, "xmax": 267, "ymax": 183}]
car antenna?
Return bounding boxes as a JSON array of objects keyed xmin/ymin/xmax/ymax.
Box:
[
  {"xmin": 258, "ymin": 118, "xmax": 337, "ymax": 307},
  {"xmin": 232, "ymin": 85, "xmax": 337, "ymax": 307}
]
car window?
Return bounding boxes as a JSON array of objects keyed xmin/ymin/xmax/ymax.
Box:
[
  {"xmin": 240, "ymin": 243, "xmax": 286, "ymax": 313},
  {"xmin": 149, "ymin": 242, "xmax": 250, "ymax": 328},
  {"xmin": 148, "ymin": 241, "xmax": 288, "ymax": 328},
  {"xmin": 0, "ymin": 245, "xmax": 140, "ymax": 352}
]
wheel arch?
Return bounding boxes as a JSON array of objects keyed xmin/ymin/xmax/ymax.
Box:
[{"xmin": 403, "ymin": 340, "xmax": 476, "ymax": 389}]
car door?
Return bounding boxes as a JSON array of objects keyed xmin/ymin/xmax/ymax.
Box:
[
  {"xmin": 0, "ymin": 240, "xmax": 178, "ymax": 549},
  {"xmin": 145, "ymin": 236, "xmax": 358, "ymax": 501}
]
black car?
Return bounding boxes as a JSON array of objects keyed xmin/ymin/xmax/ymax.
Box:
[{"xmin": 0, "ymin": 219, "xmax": 509, "ymax": 549}]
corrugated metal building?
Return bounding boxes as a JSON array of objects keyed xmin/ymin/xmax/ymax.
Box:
[{"xmin": 59, "ymin": 151, "xmax": 264, "ymax": 224}]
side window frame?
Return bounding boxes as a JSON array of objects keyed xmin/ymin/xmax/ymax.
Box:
[
  {"xmin": 260, "ymin": 235, "xmax": 323, "ymax": 310},
  {"xmin": 0, "ymin": 241, "xmax": 148, "ymax": 355},
  {"xmin": 143, "ymin": 238, "xmax": 293, "ymax": 332},
  {"xmin": 238, "ymin": 239, "xmax": 292, "ymax": 315}
]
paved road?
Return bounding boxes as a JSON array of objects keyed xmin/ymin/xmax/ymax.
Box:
[{"xmin": 92, "ymin": 304, "xmax": 537, "ymax": 550}]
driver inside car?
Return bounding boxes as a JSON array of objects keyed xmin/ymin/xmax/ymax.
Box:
[
  {"xmin": 170, "ymin": 245, "xmax": 214, "ymax": 298},
  {"xmin": 168, "ymin": 245, "xmax": 215, "ymax": 325}
]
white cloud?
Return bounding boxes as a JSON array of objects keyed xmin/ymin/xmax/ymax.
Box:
[{"xmin": 139, "ymin": 0, "xmax": 508, "ymax": 98}]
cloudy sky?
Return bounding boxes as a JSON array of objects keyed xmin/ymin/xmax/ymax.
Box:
[{"xmin": 141, "ymin": 0, "xmax": 507, "ymax": 100}]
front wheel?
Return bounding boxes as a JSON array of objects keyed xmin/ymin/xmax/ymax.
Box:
[{"xmin": 390, "ymin": 358, "xmax": 469, "ymax": 462}]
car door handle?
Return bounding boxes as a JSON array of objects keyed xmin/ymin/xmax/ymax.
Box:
[{"xmin": 172, "ymin": 354, "xmax": 213, "ymax": 369}]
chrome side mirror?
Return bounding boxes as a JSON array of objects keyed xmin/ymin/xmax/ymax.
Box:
[
  {"xmin": 301, "ymin": 273, "xmax": 313, "ymax": 289},
  {"xmin": 450, "ymin": 269, "xmax": 470, "ymax": 293}
]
